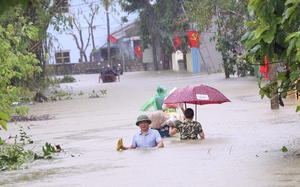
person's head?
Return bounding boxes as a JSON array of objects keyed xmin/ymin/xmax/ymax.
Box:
[
  {"xmin": 107, "ymin": 65, "xmax": 111, "ymax": 70},
  {"xmin": 135, "ymin": 115, "xmax": 151, "ymax": 131},
  {"xmin": 156, "ymin": 85, "xmax": 167, "ymax": 95},
  {"xmin": 184, "ymin": 108, "xmax": 194, "ymax": 119}
]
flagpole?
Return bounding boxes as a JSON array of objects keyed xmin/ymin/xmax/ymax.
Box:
[{"xmin": 105, "ymin": 9, "xmax": 111, "ymax": 67}]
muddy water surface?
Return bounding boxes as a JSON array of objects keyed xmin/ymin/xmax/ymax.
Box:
[{"xmin": 1, "ymin": 71, "xmax": 300, "ymax": 187}]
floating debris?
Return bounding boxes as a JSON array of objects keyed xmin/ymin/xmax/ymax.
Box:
[{"xmin": 9, "ymin": 114, "xmax": 55, "ymax": 122}]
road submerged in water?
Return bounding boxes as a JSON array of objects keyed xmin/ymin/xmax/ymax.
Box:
[{"xmin": 1, "ymin": 71, "xmax": 300, "ymax": 187}]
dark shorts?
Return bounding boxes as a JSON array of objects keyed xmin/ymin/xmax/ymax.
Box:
[{"xmin": 157, "ymin": 125, "xmax": 170, "ymax": 138}]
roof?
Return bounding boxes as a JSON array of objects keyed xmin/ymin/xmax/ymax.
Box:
[{"xmin": 99, "ymin": 21, "xmax": 140, "ymax": 48}]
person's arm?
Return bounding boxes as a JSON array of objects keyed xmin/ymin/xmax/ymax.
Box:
[
  {"xmin": 121, "ymin": 136, "xmax": 137, "ymax": 150},
  {"xmin": 120, "ymin": 145, "xmax": 135, "ymax": 150},
  {"xmin": 199, "ymin": 130, "xmax": 205, "ymax": 139},
  {"xmin": 112, "ymin": 70, "xmax": 118, "ymax": 76},
  {"xmin": 155, "ymin": 141, "xmax": 164, "ymax": 148},
  {"xmin": 169, "ymin": 126, "xmax": 177, "ymax": 136},
  {"xmin": 180, "ymin": 105, "xmax": 185, "ymax": 114}
]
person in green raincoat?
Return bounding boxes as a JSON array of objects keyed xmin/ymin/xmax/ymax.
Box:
[{"xmin": 140, "ymin": 85, "xmax": 168, "ymax": 111}]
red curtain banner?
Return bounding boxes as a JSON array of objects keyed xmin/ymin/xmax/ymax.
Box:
[
  {"xmin": 173, "ymin": 31, "xmax": 181, "ymax": 51},
  {"xmin": 134, "ymin": 45, "xmax": 142, "ymax": 58},
  {"xmin": 186, "ymin": 30, "xmax": 200, "ymax": 48},
  {"xmin": 109, "ymin": 35, "xmax": 117, "ymax": 43}
]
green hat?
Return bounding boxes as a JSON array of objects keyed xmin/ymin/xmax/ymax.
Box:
[{"xmin": 136, "ymin": 115, "xmax": 151, "ymax": 126}]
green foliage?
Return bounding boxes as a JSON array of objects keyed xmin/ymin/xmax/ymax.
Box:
[
  {"xmin": 50, "ymin": 86, "xmax": 73, "ymax": 101},
  {"xmin": 88, "ymin": 90, "xmax": 107, "ymax": 98},
  {"xmin": 14, "ymin": 106, "xmax": 30, "ymax": 116},
  {"xmin": 296, "ymin": 106, "xmax": 300, "ymax": 112},
  {"xmin": 0, "ymin": 112, "xmax": 9, "ymax": 131},
  {"xmin": 51, "ymin": 75, "xmax": 76, "ymax": 84},
  {"xmin": 19, "ymin": 125, "xmax": 33, "ymax": 144},
  {"xmin": 186, "ymin": 0, "xmax": 250, "ymax": 78},
  {"xmin": 60, "ymin": 75, "xmax": 76, "ymax": 83},
  {"xmin": 0, "ymin": 0, "xmax": 75, "ymax": 103},
  {"xmin": 281, "ymin": 146, "xmax": 288, "ymax": 152},
  {"xmin": 78, "ymin": 90, "xmax": 84, "ymax": 96},
  {"xmin": 121, "ymin": 0, "xmax": 190, "ymax": 70},
  {"xmin": 0, "ymin": 127, "xmax": 59, "ymax": 171},
  {"xmin": 242, "ymin": 0, "xmax": 300, "ymax": 111},
  {"xmin": 236, "ymin": 59, "xmax": 255, "ymax": 77},
  {"xmin": 0, "ymin": 0, "xmax": 37, "ymax": 15},
  {"xmin": 0, "ymin": 16, "xmax": 41, "ymax": 116}
]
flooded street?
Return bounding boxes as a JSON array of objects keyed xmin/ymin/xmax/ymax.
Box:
[{"xmin": 1, "ymin": 71, "xmax": 300, "ymax": 187}]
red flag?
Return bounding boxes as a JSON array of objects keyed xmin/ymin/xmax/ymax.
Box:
[
  {"xmin": 259, "ymin": 56, "xmax": 269, "ymax": 79},
  {"xmin": 173, "ymin": 31, "xmax": 181, "ymax": 51},
  {"xmin": 134, "ymin": 45, "xmax": 142, "ymax": 58},
  {"xmin": 186, "ymin": 30, "xmax": 200, "ymax": 48},
  {"xmin": 109, "ymin": 35, "xmax": 117, "ymax": 43}
]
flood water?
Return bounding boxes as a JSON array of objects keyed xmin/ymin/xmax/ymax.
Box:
[{"xmin": 1, "ymin": 71, "xmax": 300, "ymax": 187}]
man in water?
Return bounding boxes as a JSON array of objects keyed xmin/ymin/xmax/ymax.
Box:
[
  {"xmin": 169, "ymin": 108, "xmax": 205, "ymax": 140},
  {"xmin": 103, "ymin": 65, "xmax": 118, "ymax": 76},
  {"xmin": 118, "ymin": 115, "xmax": 164, "ymax": 150}
]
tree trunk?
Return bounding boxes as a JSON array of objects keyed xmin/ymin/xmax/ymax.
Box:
[
  {"xmin": 224, "ymin": 60, "xmax": 230, "ymax": 78},
  {"xmin": 150, "ymin": 28, "xmax": 158, "ymax": 71},
  {"xmin": 269, "ymin": 61, "xmax": 279, "ymax": 109}
]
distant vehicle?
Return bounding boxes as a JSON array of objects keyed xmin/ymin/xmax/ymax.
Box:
[{"xmin": 102, "ymin": 74, "xmax": 117, "ymax": 83}]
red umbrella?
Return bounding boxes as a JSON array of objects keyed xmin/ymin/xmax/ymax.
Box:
[
  {"xmin": 164, "ymin": 84, "xmax": 230, "ymax": 105},
  {"xmin": 164, "ymin": 84, "xmax": 230, "ymax": 120}
]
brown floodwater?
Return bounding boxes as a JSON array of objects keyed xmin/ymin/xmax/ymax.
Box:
[{"xmin": 1, "ymin": 71, "xmax": 300, "ymax": 187}]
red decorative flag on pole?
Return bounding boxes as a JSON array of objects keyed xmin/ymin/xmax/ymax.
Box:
[
  {"xmin": 134, "ymin": 45, "xmax": 142, "ymax": 58},
  {"xmin": 173, "ymin": 31, "xmax": 181, "ymax": 51},
  {"xmin": 186, "ymin": 30, "xmax": 200, "ymax": 48},
  {"xmin": 259, "ymin": 56, "xmax": 269, "ymax": 79},
  {"xmin": 109, "ymin": 35, "xmax": 117, "ymax": 43}
]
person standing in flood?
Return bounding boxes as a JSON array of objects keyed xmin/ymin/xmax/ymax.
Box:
[
  {"xmin": 117, "ymin": 115, "xmax": 164, "ymax": 150},
  {"xmin": 169, "ymin": 108, "xmax": 205, "ymax": 140},
  {"xmin": 98, "ymin": 66, "xmax": 106, "ymax": 83},
  {"xmin": 116, "ymin": 64, "xmax": 123, "ymax": 81}
]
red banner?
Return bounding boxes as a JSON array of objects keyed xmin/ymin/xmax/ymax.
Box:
[
  {"xmin": 134, "ymin": 45, "xmax": 142, "ymax": 58},
  {"xmin": 259, "ymin": 56, "xmax": 269, "ymax": 79},
  {"xmin": 173, "ymin": 31, "xmax": 181, "ymax": 51},
  {"xmin": 186, "ymin": 30, "xmax": 200, "ymax": 48},
  {"xmin": 109, "ymin": 35, "xmax": 117, "ymax": 43}
]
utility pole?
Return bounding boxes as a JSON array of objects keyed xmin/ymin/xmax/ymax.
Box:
[
  {"xmin": 105, "ymin": 6, "xmax": 111, "ymax": 67},
  {"xmin": 109, "ymin": 12, "xmax": 125, "ymax": 73},
  {"xmin": 120, "ymin": 23, "xmax": 125, "ymax": 73}
]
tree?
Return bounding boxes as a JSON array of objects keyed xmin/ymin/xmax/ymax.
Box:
[
  {"xmin": 68, "ymin": 1, "xmax": 100, "ymax": 62},
  {"xmin": 0, "ymin": 0, "xmax": 72, "ymax": 91},
  {"xmin": 242, "ymin": 0, "xmax": 300, "ymax": 111},
  {"xmin": 0, "ymin": 7, "xmax": 40, "ymax": 130},
  {"xmin": 184, "ymin": 0, "xmax": 249, "ymax": 78},
  {"xmin": 120, "ymin": 0, "xmax": 189, "ymax": 71},
  {"xmin": 120, "ymin": 0, "xmax": 159, "ymax": 70},
  {"xmin": 0, "ymin": 0, "xmax": 37, "ymax": 15},
  {"xmin": 153, "ymin": 0, "xmax": 189, "ymax": 69},
  {"xmin": 0, "ymin": 2, "xmax": 74, "ymax": 171},
  {"xmin": 86, "ymin": 3, "xmax": 100, "ymax": 51},
  {"xmin": 0, "ymin": 0, "xmax": 71, "ymax": 125}
]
